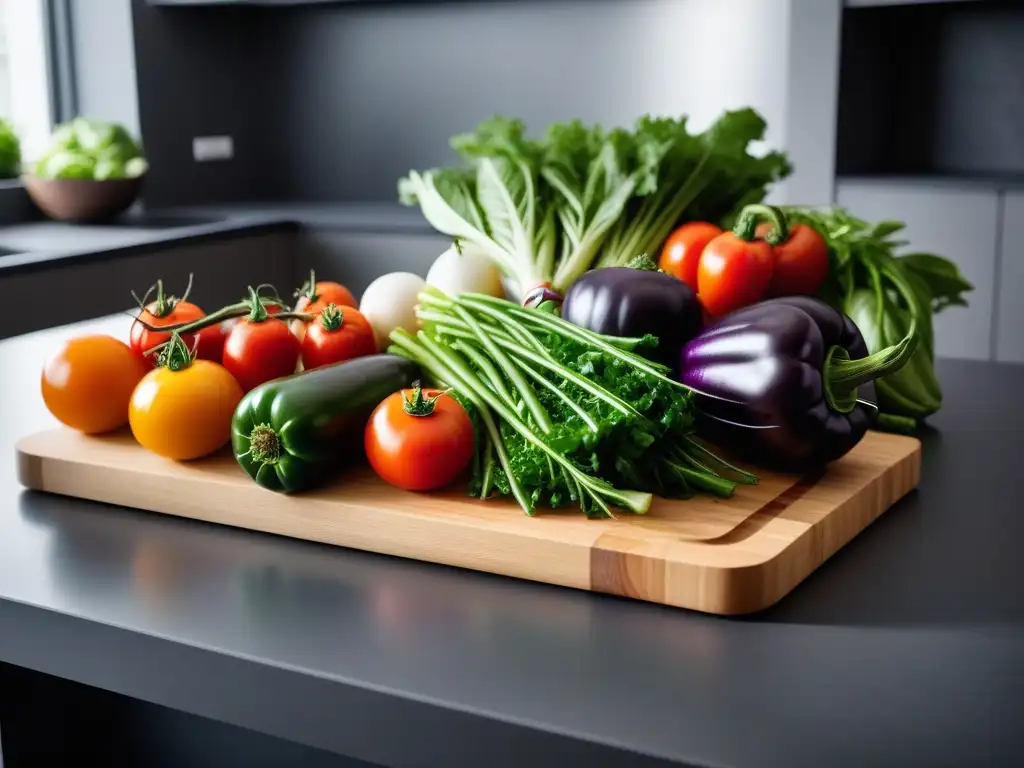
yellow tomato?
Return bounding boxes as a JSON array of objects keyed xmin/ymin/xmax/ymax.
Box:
[
  {"xmin": 129, "ymin": 360, "xmax": 243, "ymax": 460},
  {"xmin": 41, "ymin": 335, "xmax": 147, "ymax": 434}
]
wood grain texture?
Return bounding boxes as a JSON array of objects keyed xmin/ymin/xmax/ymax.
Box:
[{"xmin": 15, "ymin": 428, "xmax": 921, "ymax": 615}]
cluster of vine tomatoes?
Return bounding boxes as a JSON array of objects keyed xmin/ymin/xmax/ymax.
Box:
[
  {"xmin": 41, "ymin": 272, "xmax": 376, "ymax": 461},
  {"xmin": 658, "ymin": 205, "xmax": 830, "ymax": 319},
  {"xmin": 40, "ymin": 270, "xmax": 475, "ymax": 494}
]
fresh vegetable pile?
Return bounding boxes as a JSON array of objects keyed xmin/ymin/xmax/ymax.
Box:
[
  {"xmin": 37, "ymin": 106, "xmax": 973, "ymax": 522},
  {"xmin": 399, "ymin": 109, "xmax": 790, "ymax": 300},
  {"xmin": 34, "ymin": 117, "xmax": 148, "ymax": 181}
]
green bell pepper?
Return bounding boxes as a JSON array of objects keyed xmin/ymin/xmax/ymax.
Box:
[{"xmin": 232, "ymin": 353, "xmax": 420, "ymax": 493}]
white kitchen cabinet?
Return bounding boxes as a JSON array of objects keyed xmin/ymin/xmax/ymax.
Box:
[
  {"xmin": 835, "ymin": 180, "xmax": 999, "ymax": 361},
  {"xmin": 996, "ymin": 191, "xmax": 1024, "ymax": 364}
]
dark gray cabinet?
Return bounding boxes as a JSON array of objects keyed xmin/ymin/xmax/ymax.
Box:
[
  {"xmin": 298, "ymin": 231, "xmax": 448, "ymax": 299},
  {"xmin": 996, "ymin": 191, "xmax": 1024, "ymax": 364},
  {"xmin": 835, "ymin": 180, "xmax": 999, "ymax": 361},
  {"xmin": 0, "ymin": 232, "xmax": 295, "ymax": 340}
]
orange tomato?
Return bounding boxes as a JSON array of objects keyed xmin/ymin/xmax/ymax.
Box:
[
  {"xmin": 41, "ymin": 335, "xmax": 147, "ymax": 434},
  {"xmin": 297, "ymin": 283, "xmax": 356, "ymax": 315},
  {"xmin": 129, "ymin": 359, "xmax": 243, "ymax": 460},
  {"xmin": 658, "ymin": 222, "xmax": 723, "ymax": 291},
  {"xmin": 292, "ymin": 272, "xmax": 357, "ymax": 340}
]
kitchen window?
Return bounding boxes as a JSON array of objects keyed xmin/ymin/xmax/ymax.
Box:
[{"xmin": 0, "ymin": 0, "xmax": 53, "ymax": 166}]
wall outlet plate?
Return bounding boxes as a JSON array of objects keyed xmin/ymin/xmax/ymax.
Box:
[{"xmin": 192, "ymin": 135, "xmax": 234, "ymax": 162}]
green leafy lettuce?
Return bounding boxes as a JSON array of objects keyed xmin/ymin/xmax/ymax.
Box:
[{"xmin": 34, "ymin": 117, "xmax": 148, "ymax": 181}]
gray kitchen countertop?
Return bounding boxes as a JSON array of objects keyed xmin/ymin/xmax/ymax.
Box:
[
  {"xmin": 0, "ymin": 202, "xmax": 433, "ymax": 275},
  {"xmin": 1, "ymin": 314, "xmax": 1022, "ymax": 768}
]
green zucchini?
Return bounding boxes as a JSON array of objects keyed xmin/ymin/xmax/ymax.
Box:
[{"xmin": 232, "ymin": 354, "xmax": 420, "ymax": 493}]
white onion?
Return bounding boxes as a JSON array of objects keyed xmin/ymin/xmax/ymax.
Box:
[
  {"xmin": 359, "ymin": 271, "xmax": 427, "ymax": 350},
  {"xmin": 425, "ymin": 243, "xmax": 505, "ymax": 299}
]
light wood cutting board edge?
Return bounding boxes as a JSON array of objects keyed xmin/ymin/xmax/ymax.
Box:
[{"xmin": 15, "ymin": 428, "xmax": 922, "ymax": 615}]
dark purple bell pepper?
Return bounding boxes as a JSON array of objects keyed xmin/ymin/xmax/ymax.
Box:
[
  {"xmin": 562, "ymin": 260, "xmax": 702, "ymax": 367},
  {"xmin": 679, "ymin": 296, "xmax": 916, "ymax": 471}
]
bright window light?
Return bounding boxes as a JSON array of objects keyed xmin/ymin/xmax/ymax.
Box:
[{"xmin": 0, "ymin": 0, "xmax": 53, "ymax": 167}]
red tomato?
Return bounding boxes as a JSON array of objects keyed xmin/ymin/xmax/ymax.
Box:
[
  {"xmin": 301, "ymin": 304, "xmax": 377, "ymax": 371},
  {"xmin": 756, "ymin": 223, "xmax": 830, "ymax": 297},
  {"xmin": 222, "ymin": 317, "xmax": 301, "ymax": 392},
  {"xmin": 131, "ymin": 300, "xmax": 223, "ymax": 366},
  {"xmin": 365, "ymin": 387, "xmax": 474, "ymax": 492},
  {"xmin": 658, "ymin": 222, "xmax": 723, "ymax": 290},
  {"xmin": 696, "ymin": 233, "xmax": 775, "ymax": 318}
]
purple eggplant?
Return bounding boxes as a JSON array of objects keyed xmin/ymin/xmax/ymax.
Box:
[
  {"xmin": 561, "ymin": 260, "xmax": 702, "ymax": 367},
  {"xmin": 680, "ymin": 296, "xmax": 917, "ymax": 471}
]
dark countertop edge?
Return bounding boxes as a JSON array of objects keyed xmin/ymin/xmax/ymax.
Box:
[
  {"xmin": 160, "ymin": 202, "xmax": 440, "ymax": 236},
  {"xmin": 0, "ymin": 597, "xmax": 694, "ymax": 768},
  {"xmin": 0, "ymin": 203, "xmax": 441, "ymax": 276},
  {"xmin": 0, "ymin": 219, "xmax": 298, "ymax": 276}
]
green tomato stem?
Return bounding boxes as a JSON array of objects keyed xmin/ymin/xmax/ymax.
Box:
[
  {"xmin": 246, "ymin": 285, "xmax": 269, "ymax": 323},
  {"xmin": 132, "ymin": 302, "xmax": 313, "ymax": 334},
  {"xmin": 158, "ymin": 331, "xmax": 195, "ymax": 372},
  {"xmin": 733, "ymin": 203, "xmax": 790, "ymax": 245},
  {"xmin": 320, "ymin": 303, "xmax": 343, "ymax": 331},
  {"xmin": 294, "ymin": 269, "xmax": 320, "ymax": 305},
  {"xmin": 402, "ymin": 382, "xmax": 447, "ymax": 417}
]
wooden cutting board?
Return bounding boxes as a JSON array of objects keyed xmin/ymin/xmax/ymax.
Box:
[{"xmin": 16, "ymin": 428, "xmax": 920, "ymax": 615}]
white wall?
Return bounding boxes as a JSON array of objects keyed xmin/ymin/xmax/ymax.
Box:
[
  {"xmin": 782, "ymin": 0, "xmax": 843, "ymax": 206},
  {"xmin": 69, "ymin": 0, "xmax": 140, "ymax": 136}
]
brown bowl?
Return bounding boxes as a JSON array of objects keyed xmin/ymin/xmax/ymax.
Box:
[{"xmin": 22, "ymin": 173, "xmax": 145, "ymax": 223}]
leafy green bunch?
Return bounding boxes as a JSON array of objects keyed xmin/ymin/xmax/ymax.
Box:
[
  {"xmin": 399, "ymin": 109, "xmax": 791, "ymax": 298},
  {"xmin": 390, "ymin": 290, "xmax": 755, "ymax": 519},
  {"xmin": 783, "ymin": 206, "xmax": 973, "ymax": 430}
]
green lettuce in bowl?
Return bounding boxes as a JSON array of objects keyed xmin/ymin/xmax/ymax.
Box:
[
  {"xmin": 34, "ymin": 117, "xmax": 148, "ymax": 181},
  {"xmin": 0, "ymin": 118, "xmax": 21, "ymax": 179}
]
